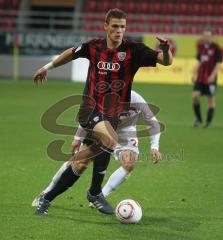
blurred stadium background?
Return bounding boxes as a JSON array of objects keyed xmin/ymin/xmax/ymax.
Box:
[{"xmin": 0, "ymin": 0, "xmax": 223, "ymax": 83}]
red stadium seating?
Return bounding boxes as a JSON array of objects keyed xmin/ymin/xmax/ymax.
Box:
[
  {"xmin": 126, "ymin": 1, "xmax": 137, "ymax": 13},
  {"xmin": 141, "ymin": 2, "xmax": 149, "ymax": 14},
  {"xmin": 166, "ymin": 3, "xmax": 175, "ymax": 15},
  {"xmin": 113, "ymin": 1, "xmax": 122, "ymax": 10},
  {"xmin": 0, "ymin": 0, "xmax": 20, "ymax": 9},
  {"xmin": 0, "ymin": 0, "xmax": 20, "ymax": 29},
  {"xmin": 86, "ymin": 1, "xmax": 97, "ymax": 12},
  {"xmin": 152, "ymin": 3, "xmax": 162, "ymax": 15},
  {"xmin": 215, "ymin": 27, "xmax": 223, "ymax": 35},
  {"xmin": 177, "ymin": 3, "xmax": 187, "ymax": 15},
  {"xmin": 101, "ymin": 1, "xmax": 110, "ymax": 12},
  {"xmin": 162, "ymin": 25, "xmax": 174, "ymax": 34},
  {"xmin": 191, "ymin": 4, "xmax": 200, "ymax": 15},
  {"xmin": 1, "ymin": 0, "xmax": 220, "ymax": 34},
  {"xmin": 149, "ymin": 16, "xmax": 160, "ymax": 24},
  {"xmin": 204, "ymin": 4, "xmax": 214, "ymax": 15},
  {"xmin": 11, "ymin": 0, "xmax": 20, "ymax": 9},
  {"xmin": 83, "ymin": 0, "xmax": 222, "ymax": 35}
]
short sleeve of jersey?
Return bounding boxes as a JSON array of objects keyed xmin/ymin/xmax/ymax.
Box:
[
  {"xmin": 134, "ymin": 42, "xmax": 158, "ymax": 67},
  {"xmin": 72, "ymin": 42, "xmax": 89, "ymax": 60}
]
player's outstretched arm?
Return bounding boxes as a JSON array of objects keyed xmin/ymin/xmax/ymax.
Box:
[
  {"xmin": 156, "ymin": 37, "xmax": 173, "ymax": 66},
  {"xmin": 33, "ymin": 48, "xmax": 73, "ymax": 85}
]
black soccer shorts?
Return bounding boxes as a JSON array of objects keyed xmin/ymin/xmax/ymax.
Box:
[
  {"xmin": 193, "ymin": 82, "xmax": 217, "ymax": 96},
  {"xmin": 78, "ymin": 107, "xmax": 118, "ymax": 147}
]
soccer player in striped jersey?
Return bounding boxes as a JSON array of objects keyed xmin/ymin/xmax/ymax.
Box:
[
  {"xmin": 32, "ymin": 90, "xmax": 162, "ymax": 207},
  {"xmin": 192, "ymin": 31, "xmax": 222, "ymax": 128},
  {"xmin": 33, "ymin": 8, "xmax": 172, "ymax": 215}
]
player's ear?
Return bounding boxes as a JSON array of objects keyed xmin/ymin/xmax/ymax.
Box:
[{"xmin": 104, "ymin": 22, "xmax": 108, "ymax": 31}]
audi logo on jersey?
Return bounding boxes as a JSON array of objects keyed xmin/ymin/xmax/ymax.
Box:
[{"xmin": 97, "ymin": 61, "xmax": 120, "ymax": 71}]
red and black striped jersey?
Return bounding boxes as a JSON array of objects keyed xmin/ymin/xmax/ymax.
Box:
[
  {"xmin": 72, "ymin": 38, "xmax": 158, "ymax": 116},
  {"xmin": 196, "ymin": 42, "xmax": 222, "ymax": 84}
]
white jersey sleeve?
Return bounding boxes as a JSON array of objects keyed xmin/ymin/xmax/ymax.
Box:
[
  {"xmin": 73, "ymin": 124, "xmax": 87, "ymax": 141},
  {"xmin": 130, "ymin": 91, "xmax": 161, "ymax": 150}
]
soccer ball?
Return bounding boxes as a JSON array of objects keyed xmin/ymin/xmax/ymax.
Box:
[{"xmin": 115, "ymin": 199, "xmax": 142, "ymax": 224}]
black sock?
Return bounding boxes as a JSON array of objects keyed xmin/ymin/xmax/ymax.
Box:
[
  {"xmin": 206, "ymin": 107, "xmax": 215, "ymax": 124},
  {"xmin": 193, "ymin": 103, "xmax": 202, "ymax": 122},
  {"xmin": 44, "ymin": 165, "xmax": 80, "ymax": 202},
  {"xmin": 89, "ymin": 151, "xmax": 110, "ymax": 196}
]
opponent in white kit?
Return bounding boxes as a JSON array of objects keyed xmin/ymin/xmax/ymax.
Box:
[{"xmin": 32, "ymin": 90, "xmax": 162, "ymax": 206}]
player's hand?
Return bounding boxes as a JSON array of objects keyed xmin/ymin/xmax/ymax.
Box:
[
  {"xmin": 208, "ymin": 74, "xmax": 215, "ymax": 83},
  {"xmin": 33, "ymin": 68, "xmax": 47, "ymax": 85},
  {"xmin": 71, "ymin": 139, "xmax": 81, "ymax": 155},
  {"xmin": 156, "ymin": 37, "xmax": 170, "ymax": 52},
  {"xmin": 151, "ymin": 149, "xmax": 162, "ymax": 164}
]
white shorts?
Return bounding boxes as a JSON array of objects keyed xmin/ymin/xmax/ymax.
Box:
[{"xmin": 113, "ymin": 137, "xmax": 139, "ymax": 161}]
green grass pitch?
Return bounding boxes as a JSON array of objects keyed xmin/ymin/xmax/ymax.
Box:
[{"xmin": 0, "ymin": 80, "xmax": 223, "ymax": 240}]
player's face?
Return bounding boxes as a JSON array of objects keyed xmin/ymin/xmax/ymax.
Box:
[
  {"xmin": 203, "ymin": 31, "xmax": 212, "ymax": 44},
  {"xmin": 105, "ymin": 18, "xmax": 126, "ymax": 44}
]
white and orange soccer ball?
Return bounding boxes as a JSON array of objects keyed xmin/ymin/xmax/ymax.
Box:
[{"xmin": 115, "ymin": 199, "xmax": 142, "ymax": 224}]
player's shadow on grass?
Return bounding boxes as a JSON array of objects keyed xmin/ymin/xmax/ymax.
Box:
[
  {"xmin": 142, "ymin": 215, "xmax": 200, "ymax": 232},
  {"xmin": 51, "ymin": 205, "xmax": 200, "ymax": 233},
  {"xmin": 127, "ymin": 215, "xmax": 200, "ymax": 240},
  {"xmin": 46, "ymin": 206, "xmax": 202, "ymax": 240},
  {"xmin": 50, "ymin": 205, "xmax": 119, "ymax": 225},
  {"xmin": 49, "ymin": 213, "xmax": 119, "ymax": 226}
]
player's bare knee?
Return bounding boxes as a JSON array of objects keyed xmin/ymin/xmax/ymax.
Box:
[
  {"xmin": 121, "ymin": 160, "xmax": 135, "ymax": 172},
  {"xmin": 71, "ymin": 159, "xmax": 89, "ymax": 174},
  {"xmin": 192, "ymin": 95, "xmax": 199, "ymax": 103},
  {"xmin": 192, "ymin": 92, "xmax": 200, "ymax": 104},
  {"xmin": 120, "ymin": 150, "xmax": 136, "ymax": 172},
  {"xmin": 107, "ymin": 136, "xmax": 117, "ymax": 149},
  {"xmin": 101, "ymin": 134, "xmax": 117, "ymax": 150},
  {"xmin": 209, "ymin": 103, "xmax": 215, "ymax": 108},
  {"xmin": 124, "ymin": 163, "xmax": 135, "ymax": 172},
  {"xmin": 93, "ymin": 121, "xmax": 118, "ymax": 149}
]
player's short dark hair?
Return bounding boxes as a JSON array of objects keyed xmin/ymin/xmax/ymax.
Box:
[{"xmin": 105, "ymin": 9, "xmax": 127, "ymax": 24}]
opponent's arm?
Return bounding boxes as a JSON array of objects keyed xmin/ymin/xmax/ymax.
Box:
[
  {"xmin": 156, "ymin": 37, "xmax": 173, "ymax": 66},
  {"xmin": 150, "ymin": 133, "xmax": 162, "ymax": 164},
  {"xmin": 33, "ymin": 48, "xmax": 74, "ymax": 84},
  {"xmin": 143, "ymin": 114, "xmax": 162, "ymax": 164},
  {"xmin": 133, "ymin": 93, "xmax": 162, "ymax": 163}
]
